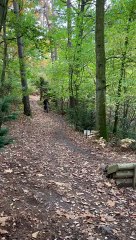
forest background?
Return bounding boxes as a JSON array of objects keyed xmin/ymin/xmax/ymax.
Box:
[{"xmin": 0, "ymin": 0, "xmax": 136, "ymax": 147}]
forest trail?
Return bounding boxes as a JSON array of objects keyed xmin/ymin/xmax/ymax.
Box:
[{"xmin": 0, "ymin": 96, "xmax": 136, "ymax": 240}]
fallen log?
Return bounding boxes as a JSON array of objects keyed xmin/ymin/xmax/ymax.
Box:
[
  {"xmin": 113, "ymin": 170, "xmax": 134, "ymax": 179},
  {"xmin": 133, "ymin": 166, "xmax": 136, "ymax": 189},
  {"xmin": 106, "ymin": 163, "xmax": 136, "ymax": 189},
  {"xmin": 107, "ymin": 163, "xmax": 136, "ymax": 175},
  {"xmin": 116, "ymin": 178, "xmax": 133, "ymax": 187}
]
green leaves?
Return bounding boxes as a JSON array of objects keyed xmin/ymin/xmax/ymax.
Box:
[{"xmin": 0, "ymin": 96, "xmax": 16, "ymax": 148}]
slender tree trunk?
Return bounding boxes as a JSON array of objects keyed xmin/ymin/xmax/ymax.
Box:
[
  {"xmin": 67, "ymin": 0, "xmax": 85, "ymax": 109},
  {"xmin": 113, "ymin": 37, "xmax": 128, "ymax": 134},
  {"xmin": 113, "ymin": 57, "xmax": 125, "ymax": 134},
  {"xmin": 67, "ymin": 0, "xmax": 74, "ymax": 107},
  {"xmin": 39, "ymin": 77, "xmax": 44, "ymax": 101},
  {"xmin": 0, "ymin": 0, "xmax": 8, "ymax": 31},
  {"xmin": 60, "ymin": 98, "xmax": 64, "ymax": 114},
  {"xmin": 122, "ymin": 65, "xmax": 129, "ymax": 134},
  {"xmin": 1, "ymin": 22, "xmax": 7, "ymax": 87},
  {"xmin": 74, "ymin": 0, "xmax": 85, "ymax": 100},
  {"xmin": 43, "ymin": 0, "xmax": 57, "ymax": 62},
  {"xmin": 13, "ymin": 0, "xmax": 31, "ymax": 116},
  {"xmin": 122, "ymin": 99, "xmax": 129, "ymax": 137},
  {"xmin": 95, "ymin": 0, "xmax": 107, "ymax": 139},
  {"xmin": 113, "ymin": 10, "xmax": 134, "ymax": 135}
]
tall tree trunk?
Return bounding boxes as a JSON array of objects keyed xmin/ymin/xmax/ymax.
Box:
[
  {"xmin": 122, "ymin": 99, "xmax": 129, "ymax": 137},
  {"xmin": 1, "ymin": 22, "xmax": 7, "ymax": 87},
  {"xmin": 74, "ymin": 0, "xmax": 85, "ymax": 95},
  {"xmin": 113, "ymin": 14, "xmax": 132, "ymax": 134},
  {"xmin": 67, "ymin": 0, "xmax": 74, "ymax": 107},
  {"xmin": 68, "ymin": 0, "xmax": 85, "ymax": 109},
  {"xmin": 0, "ymin": 0, "xmax": 8, "ymax": 31},
  {"xmin": 113, "ymin": 53, "xmax": 126, "ymax": 134},
  {"xmin": 43, "ymin": 0, "xmax": 57, "ymax": 62},
  {"xmin": 112, "ymin": 43, "xmax": 128, "ymax": 134},
  {"xmin": 95, "ymin": 0, "xmax": 107, "ymax": 139},
  {"xmin": 39, "ymin": 77, "xmax": 45, "ymax": 101},
  {"xmin": 13, "ymin": 0, "xmax": 31, "ymax": 116}
]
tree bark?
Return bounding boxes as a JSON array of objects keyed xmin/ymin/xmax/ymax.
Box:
[
  {"xmin": 67, "ymin": 0, "xmax": 74, "ymax": 107},
  {"xmin": 113, "ymin": 28, "xmax": 129, "ymax": 134},
  {"xmin": 113, "ymin": 37, "xmax": 128, "ymax": 134},
  {"xmin": 13, "ymin": 0, "xmax": 31, "ymax": 116},
  {"xmin": 43, "ymin": 0, "xmax": 57, "ymax": 62},
  {"xmin": 112, "ymin": 59, "xmax": 124, "ymax": 134},
  {"xmin": 1, "ymin": 22, "xmax": 7, "ymax": 88},
  {"xmin": 39, "ymin": 77, "xmax": 45, "ymax": 101},
  {"xmin": 0, "ymin": 0, "xmax": 8, "ymax": 31},
  {"xmin": 67, "ymin": 0, "xmax": 85, "ymax": 109},
  {"xmin": 95, "ymin": 0, "xmax": 107, "ymax": 139}
]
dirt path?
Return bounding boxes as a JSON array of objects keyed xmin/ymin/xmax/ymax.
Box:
[{"xmin": 0, "ymin": 96, "xmax": 136, "ymax": 240}]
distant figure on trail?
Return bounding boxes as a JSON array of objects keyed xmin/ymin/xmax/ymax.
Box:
[{"xmin": 43, "ymin": 98, "xmax": 49, "ymax": 113}]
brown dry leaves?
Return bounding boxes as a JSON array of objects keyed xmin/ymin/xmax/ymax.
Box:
[
  {"xmin": 0, "ymin": 96, "xmax": 136, "ymax": 240},
  {"xmin": 0, "ymin": 216, "xmax": 10, "ymax": 227}
]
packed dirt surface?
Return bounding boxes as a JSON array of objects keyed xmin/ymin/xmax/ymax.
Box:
[{"xmin": 0, "ymin": 96, "xmax": 136, "ymax": 240}]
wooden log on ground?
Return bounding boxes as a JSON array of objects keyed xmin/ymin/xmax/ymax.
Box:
[
  {"xmin": 113, "ymin": 170, "xmax": 134, "ymax": 179},
  {"xmin": 133, "ymin": 166, "xmax": 136, "ymax": 189},
  {"xmin": 106, "ymin": 163, "xmax": 136, "ymax": 188},
  {"xmin": 116, "ymin": 178, "xmax": 133, "ymax": 187},
  {"xmin": 107, "ymin": 163, "xmax": 136, "ymax": 175}
]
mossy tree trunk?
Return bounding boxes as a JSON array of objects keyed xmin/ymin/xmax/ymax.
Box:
[
  {"xmin": 0, "ymin": 0, "xmax": 8, "ymax": 32},
  {"xmin": 113, "ymin": 12, "xmax": 134, "ymax": 134},
  {"xmin": 67, "ymin": 0, "xmax": 74, "ymax": 108},
  {"xmin": 1, "ymin": 22, "xmax": 7, "ymax": 88},
  {"xmin": 67, "ymin": 0, "xmax": 85, "ymax": 113},
  {"xmin": 95, "ymin": 0, "xmax": 107, "ymax": 139},
  {"xmin": 13, "ymin": 0, "xmax": 31, "ymax": 116}
]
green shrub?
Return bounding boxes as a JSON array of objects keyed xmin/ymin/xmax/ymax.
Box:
[
  {"xmin": 0, "ymin": 127, "xmax": 13, "ymax": 148},
  {"xmin": 67, "ymin": 102, "xmax": 95, "ymax": 131},
  {"xmin": 0, "ymin": 96, "xmax": 17, "ymax": 149}
]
